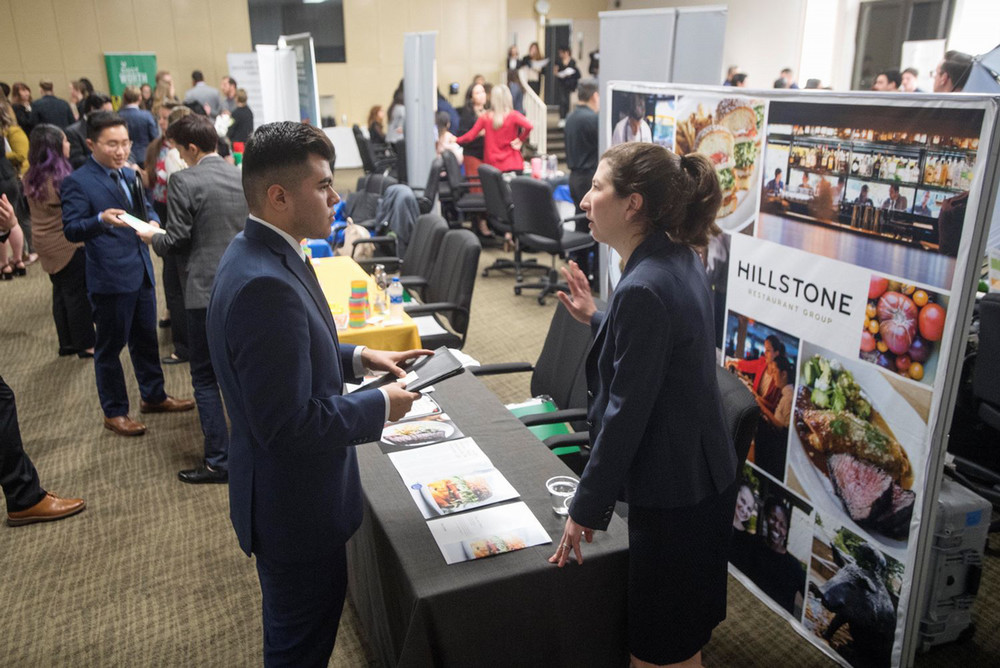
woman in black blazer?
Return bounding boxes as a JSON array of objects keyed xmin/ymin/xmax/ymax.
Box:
[{"xmin": 550, "ymin": 142, "xmax": 738, "ymax": 667}]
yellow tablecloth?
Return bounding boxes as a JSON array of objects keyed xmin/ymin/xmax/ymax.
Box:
[{"xmin": 312, "ymin": 256, "xmax": 422, "ymax": 351}]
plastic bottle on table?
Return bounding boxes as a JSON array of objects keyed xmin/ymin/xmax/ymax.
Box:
[{"xmin": 389, "ymin": 277, "xmax": 404, "ymax": 322}]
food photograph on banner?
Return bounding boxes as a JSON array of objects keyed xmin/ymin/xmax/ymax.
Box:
[
  {"xmin": 805, "ymin": 517, "xmax": 904, "ymax": 668},
  {"xmin": 723, "ymin": 311, "xmax": 801, "ymax": 483},
  {"xmin": 757, "ymin": 101, "xmax": 985, "ymax": 292},
  {"xmin": 790, "ymin": 342, "xmax": 930, "ymax": 551},
  {"xmin": 730, "ymin": 463, "xmax": 813, "ymax": 621}
]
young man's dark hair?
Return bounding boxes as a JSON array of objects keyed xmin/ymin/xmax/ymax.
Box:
[
  {"xmin": 940, "ymin": 50, "xmax": 973, "ymax": 91},
  {"xmin": 880, "ymin": 69, "xmax": 902, "ymax": 89},
  {"xmin": 165, "ymin": 114, "xmax": 218, "ymax": 153},
  {"xmin": 38, "ymin": 80, "xmax": 54, "ymax": 93},
  {"xmin": 191, "ymin": 70, "xmax": 205, "ymax": 83},
  {"xmin": 85, "ymin": 111, "xmax": 126, "ymax": 141},
  {"xmin": 774, "ymin": 168, "xmax": 782, "ymax": 176},
  {"xmin": 902, "ymin": 67, "xmax": 919, "ymax": 78},
  {"xmin": 731, "ymin": 73, "xmax": 748, "ymax": 86},
  {"xmin": 241, "ymin": 122, "xmax": 335, "ymax": 211},
  {"xmin": 577, "ymin": 79, "xmax": 598, "ymax": 103},
  {"xmin": 83, "ymin": 94, "xmax": 111, "ymax": 116}
]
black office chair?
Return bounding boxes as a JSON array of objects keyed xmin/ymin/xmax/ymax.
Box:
[
  {"xmin": 509, "ymin": 176, "xmax": 596, "ymax": 305},
  {"xmin": 472, "ymin": 301, "xmax": 595, "ymax": 473},
  {"xmin": 404, "ymin": 229, "xmax": 481, "ymax": 349},
  {"xmin": 440, "ymin": 150, "xmax": 487, "ymax": 227},
  {"xmin": 354, "ymin": 214, "xmax": 448, "ymax": 300},
  {"xmin": 352, "ymin": 124, "xmax": 395, "ymax": 176},
  {"xmin": 478, "ymin": 164, "xmax": 544, "ymax": 281},
  {"xmin": 715, "ymin": 365, "xmax": 760, "ymax": 469},
  {"xmin": 411, "ymin": 157, "xmax": 442, "ymax": 215}
]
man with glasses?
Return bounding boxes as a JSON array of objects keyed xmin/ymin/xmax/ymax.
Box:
[{"xmin": 62, "ymin": 111, "xmax": 194, "ymax": 437}]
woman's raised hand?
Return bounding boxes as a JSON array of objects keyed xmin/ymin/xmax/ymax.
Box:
[{"xmin": 556, "ymin": 260, "xmax": 596, "ymax": 325}]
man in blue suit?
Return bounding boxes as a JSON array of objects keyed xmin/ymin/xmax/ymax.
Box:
[
  {"xmin": 62, "ymin": 111, "xmax": 194, "ymax": 437},
  {"xmin": 207, "ymin": 122, "xmax": 428, "ymax": 667}
]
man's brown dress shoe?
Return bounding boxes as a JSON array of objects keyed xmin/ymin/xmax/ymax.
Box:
[
  {"xmin": 7, "ymin": 493, "xmax": 86, "ymax": 526},
  {"xmin": 140, "ymin": 396, "xmax": 196, "ymax": 413},
  {"xmin": 104, "ymin": 415, "xmax": 147, "ymax": 436}
]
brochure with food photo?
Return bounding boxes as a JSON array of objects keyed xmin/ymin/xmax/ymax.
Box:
[
  {"xmin": 426, "ymin": 501, "xmax": 551, "ymax": 565},
  {"xmin": 378, "ymin": 412, "xmax": 464, "ymax": 454},
  {"xmin": 388, "ymin": 438, "xmax": 520, "ymax": 519}
]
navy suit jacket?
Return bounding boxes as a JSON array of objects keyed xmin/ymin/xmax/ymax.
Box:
[
  {"xmin": 118, "ymin": 106, "xmax": 159, "ymax": 165},
  {"xmin": 61, "ymin": 158, "xmax": 158, "ymax": 294},
  {"xmin": 207, "ymin": 219, "xmax": 386, "ymax": 563},
  {"xmin": 570, "ymin": 233, "xmax": 737, "ymax": 530}
]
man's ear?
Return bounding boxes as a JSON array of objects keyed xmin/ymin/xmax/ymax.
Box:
[
  {"xmin": 267, "ymin": 184, "xmax": 288, "ymax": 210},
  {"xmin": 85, "ymin": 138, "xmax": 95, "ymax": 152}
]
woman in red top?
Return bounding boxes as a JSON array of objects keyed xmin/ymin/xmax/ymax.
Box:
[
  {"xmin": 455, "ymin": 84, "xmax": 532, "ymax": 173},
  {"xmin": 726, "ymin": 334, "xmax": 785, "ymax": 395}
]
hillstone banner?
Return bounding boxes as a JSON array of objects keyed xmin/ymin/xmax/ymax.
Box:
[{"xmin": 606, "ymin": 81, "xmax": 1000, "ymax": 668}]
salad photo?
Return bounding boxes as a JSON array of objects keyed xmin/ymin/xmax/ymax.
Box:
[{"xmin": 421, "ymin": 474, "xmax": 494, "ymax": 515}]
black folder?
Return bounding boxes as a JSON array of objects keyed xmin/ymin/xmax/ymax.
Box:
[{"xmin": 351, "ymin": 347, "xmax": 465, "ymax": 394}]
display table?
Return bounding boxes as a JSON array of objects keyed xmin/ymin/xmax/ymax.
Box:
[
  {"xmin": 346, "ymin": 372, "xmax": 630, "ymax": 667},
  {"xmin": 311, "ymin": 256, "xmax": 421, "ymax": 351}
]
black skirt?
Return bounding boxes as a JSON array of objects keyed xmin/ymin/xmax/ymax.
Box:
[{"xmin": 627, "ymin": 479, "xmax": 738, "ymax": 664}]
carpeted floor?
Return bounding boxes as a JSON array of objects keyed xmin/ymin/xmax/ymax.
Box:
[{"xmin": 1, "ymin": 168, "xmax": 997, "ymax": 666}]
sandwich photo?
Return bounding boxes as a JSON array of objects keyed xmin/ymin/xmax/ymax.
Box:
[
  {"xmin": 717, "ymin": 98, "xmax": 760, "ymax": 190},
  {"xmin": 696, "ymin": 124, "xmax": 738, "ymax": 217}
]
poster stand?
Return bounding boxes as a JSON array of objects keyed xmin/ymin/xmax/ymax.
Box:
[{"xmin": 603, "ymin": 80, "xmax": 1000, "ymax": 668}]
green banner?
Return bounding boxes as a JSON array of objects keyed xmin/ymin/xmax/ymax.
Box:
[{"xmin": 103, "ymin": 53, "xmax": 157, "ymax": 109}]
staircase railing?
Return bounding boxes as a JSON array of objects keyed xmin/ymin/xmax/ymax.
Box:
[{"xmin": 519, "ymin": 70, "xmax": 547, "ymax": 156}]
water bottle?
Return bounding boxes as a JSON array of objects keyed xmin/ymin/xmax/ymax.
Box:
[{"xmin": 388, "ymin": 277, "xmax": 404, "ymax": 322}]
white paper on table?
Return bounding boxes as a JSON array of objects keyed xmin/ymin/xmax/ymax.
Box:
[
  {"xmin": 397, "ymin": 393, "xmax": 442, "ymax": 421},
  {"xmin": 427, "ymin": 501, "xmax": 551, "ymax": 565},
  {"xmin": 119, "ymin": 212, "xmax": 165, "ymax": 235},
  {"xmin": 388, "ymin": 438, "xmax": 519, "ymax": 519},
  {"xmin": 447, "ymin": 348, "xmax": 480, "ymax": 368}
]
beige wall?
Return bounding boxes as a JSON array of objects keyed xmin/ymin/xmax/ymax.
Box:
[
  {"xmin": 0, "ymin": 0, "xmax": 251, "ymax": 102},
  {"xmin": 0, "ymin": 0, "xmax": 609, "ymax": 128}
]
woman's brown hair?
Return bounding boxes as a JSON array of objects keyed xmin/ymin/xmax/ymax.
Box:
[
  {"xmin": 367, "ymin": 105, "xmax": 383, "ymax": 131},
  {"xmin": 601, "ymin": 142, "xmax": 722, "ymax": 247}
]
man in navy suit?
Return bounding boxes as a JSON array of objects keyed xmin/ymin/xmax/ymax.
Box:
[
  {"xmin": 207, "ymin": 122, "xmax": 428, "ymax": 667},
  {"xmin": 62, "ymin": 111, "xmax": 194, "ymax": 437},
  {"xmin": 117, "ymin": 85, "xmax": 159, "ymax": 168}
]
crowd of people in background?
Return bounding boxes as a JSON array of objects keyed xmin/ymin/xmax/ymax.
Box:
[
  {"xmin": 725, "ymin": 48, "xmax": 975, "ymax": 93},
  {"xmin": 0, "ymin": 67, "xmax": 260, "ymax": 526}
]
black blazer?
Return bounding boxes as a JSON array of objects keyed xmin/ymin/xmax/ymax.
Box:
[
  {"xmin": 207, "ymin": 220, "xmax": 386, "ymax": 562},
  {"xmin": 570, "ymin": 233, "xmax": 737, "ymax": 530}
]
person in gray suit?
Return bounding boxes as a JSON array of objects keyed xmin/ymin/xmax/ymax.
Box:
[
  {"xmin": 183, "ymin": 70, "xmax": 223, "ymax": 118},
  {"xmin": 137, "ymin": 114, "xmax": 247, "ymax": 484}
]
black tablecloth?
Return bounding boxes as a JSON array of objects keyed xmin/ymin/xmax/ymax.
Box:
[{"xmin": 346, "ymin": 372, "xmax": 630, "ymax": 667}]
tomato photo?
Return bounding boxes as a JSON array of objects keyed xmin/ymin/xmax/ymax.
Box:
[
  {"xmin": 858, "ymin": 273, "xmax": 948, "ymax": 385},
  {"xmin": 918, "ymin": 303, "xmax": 946, "ymax": 342}
]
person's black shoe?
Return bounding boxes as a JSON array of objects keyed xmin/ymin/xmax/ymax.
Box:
[
  {"xmin": 158, "ymin": 318, "xmax": 171, "ymax": 328},
  {"xmin": 178, "ymin": 465, "xmax": 228, "ymax": 484},
  {"xmin": 161, "ymin": 353, "xmax": 188, "ymax": 365}
]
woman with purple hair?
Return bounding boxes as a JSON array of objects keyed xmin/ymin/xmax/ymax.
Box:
[{"xmin": 23, "ymin": 124, "xmax": 95, "ymax": 358}]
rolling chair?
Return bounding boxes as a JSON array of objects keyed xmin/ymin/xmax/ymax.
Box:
[
  {"xmin": 353, "ymin": 214, "xmax": 448, "ymax": 301},
  {"xmin": 472, "ymin": 301, "xmax": 595, "ymax": 474},
  {"xmin": 508, "ymin": 176, "xmax": 595, "ymax": 305},
  {"xmin": 352, "ymin": 124, "xmax": 396, "ymax": 176},
  {"xmin": 440, "ymin": 150, "xmax": 487, "ymax": 227},
  {"xmin": 404, "ymin": 229, "xmax": 481, "ymax": 350},
  {"xmin": 478, "ymin": 164, "xmax": 544, "ymax": 281}
]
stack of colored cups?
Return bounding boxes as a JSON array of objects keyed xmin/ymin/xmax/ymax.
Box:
[{"xmin": 348, "ymin": 280, "xmax": 369, "ymax": 328}]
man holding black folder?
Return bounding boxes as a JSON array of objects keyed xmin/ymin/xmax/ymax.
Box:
[{"xmin": 207, "ymin": 121, "xmax": 429, "ymax": 667}]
